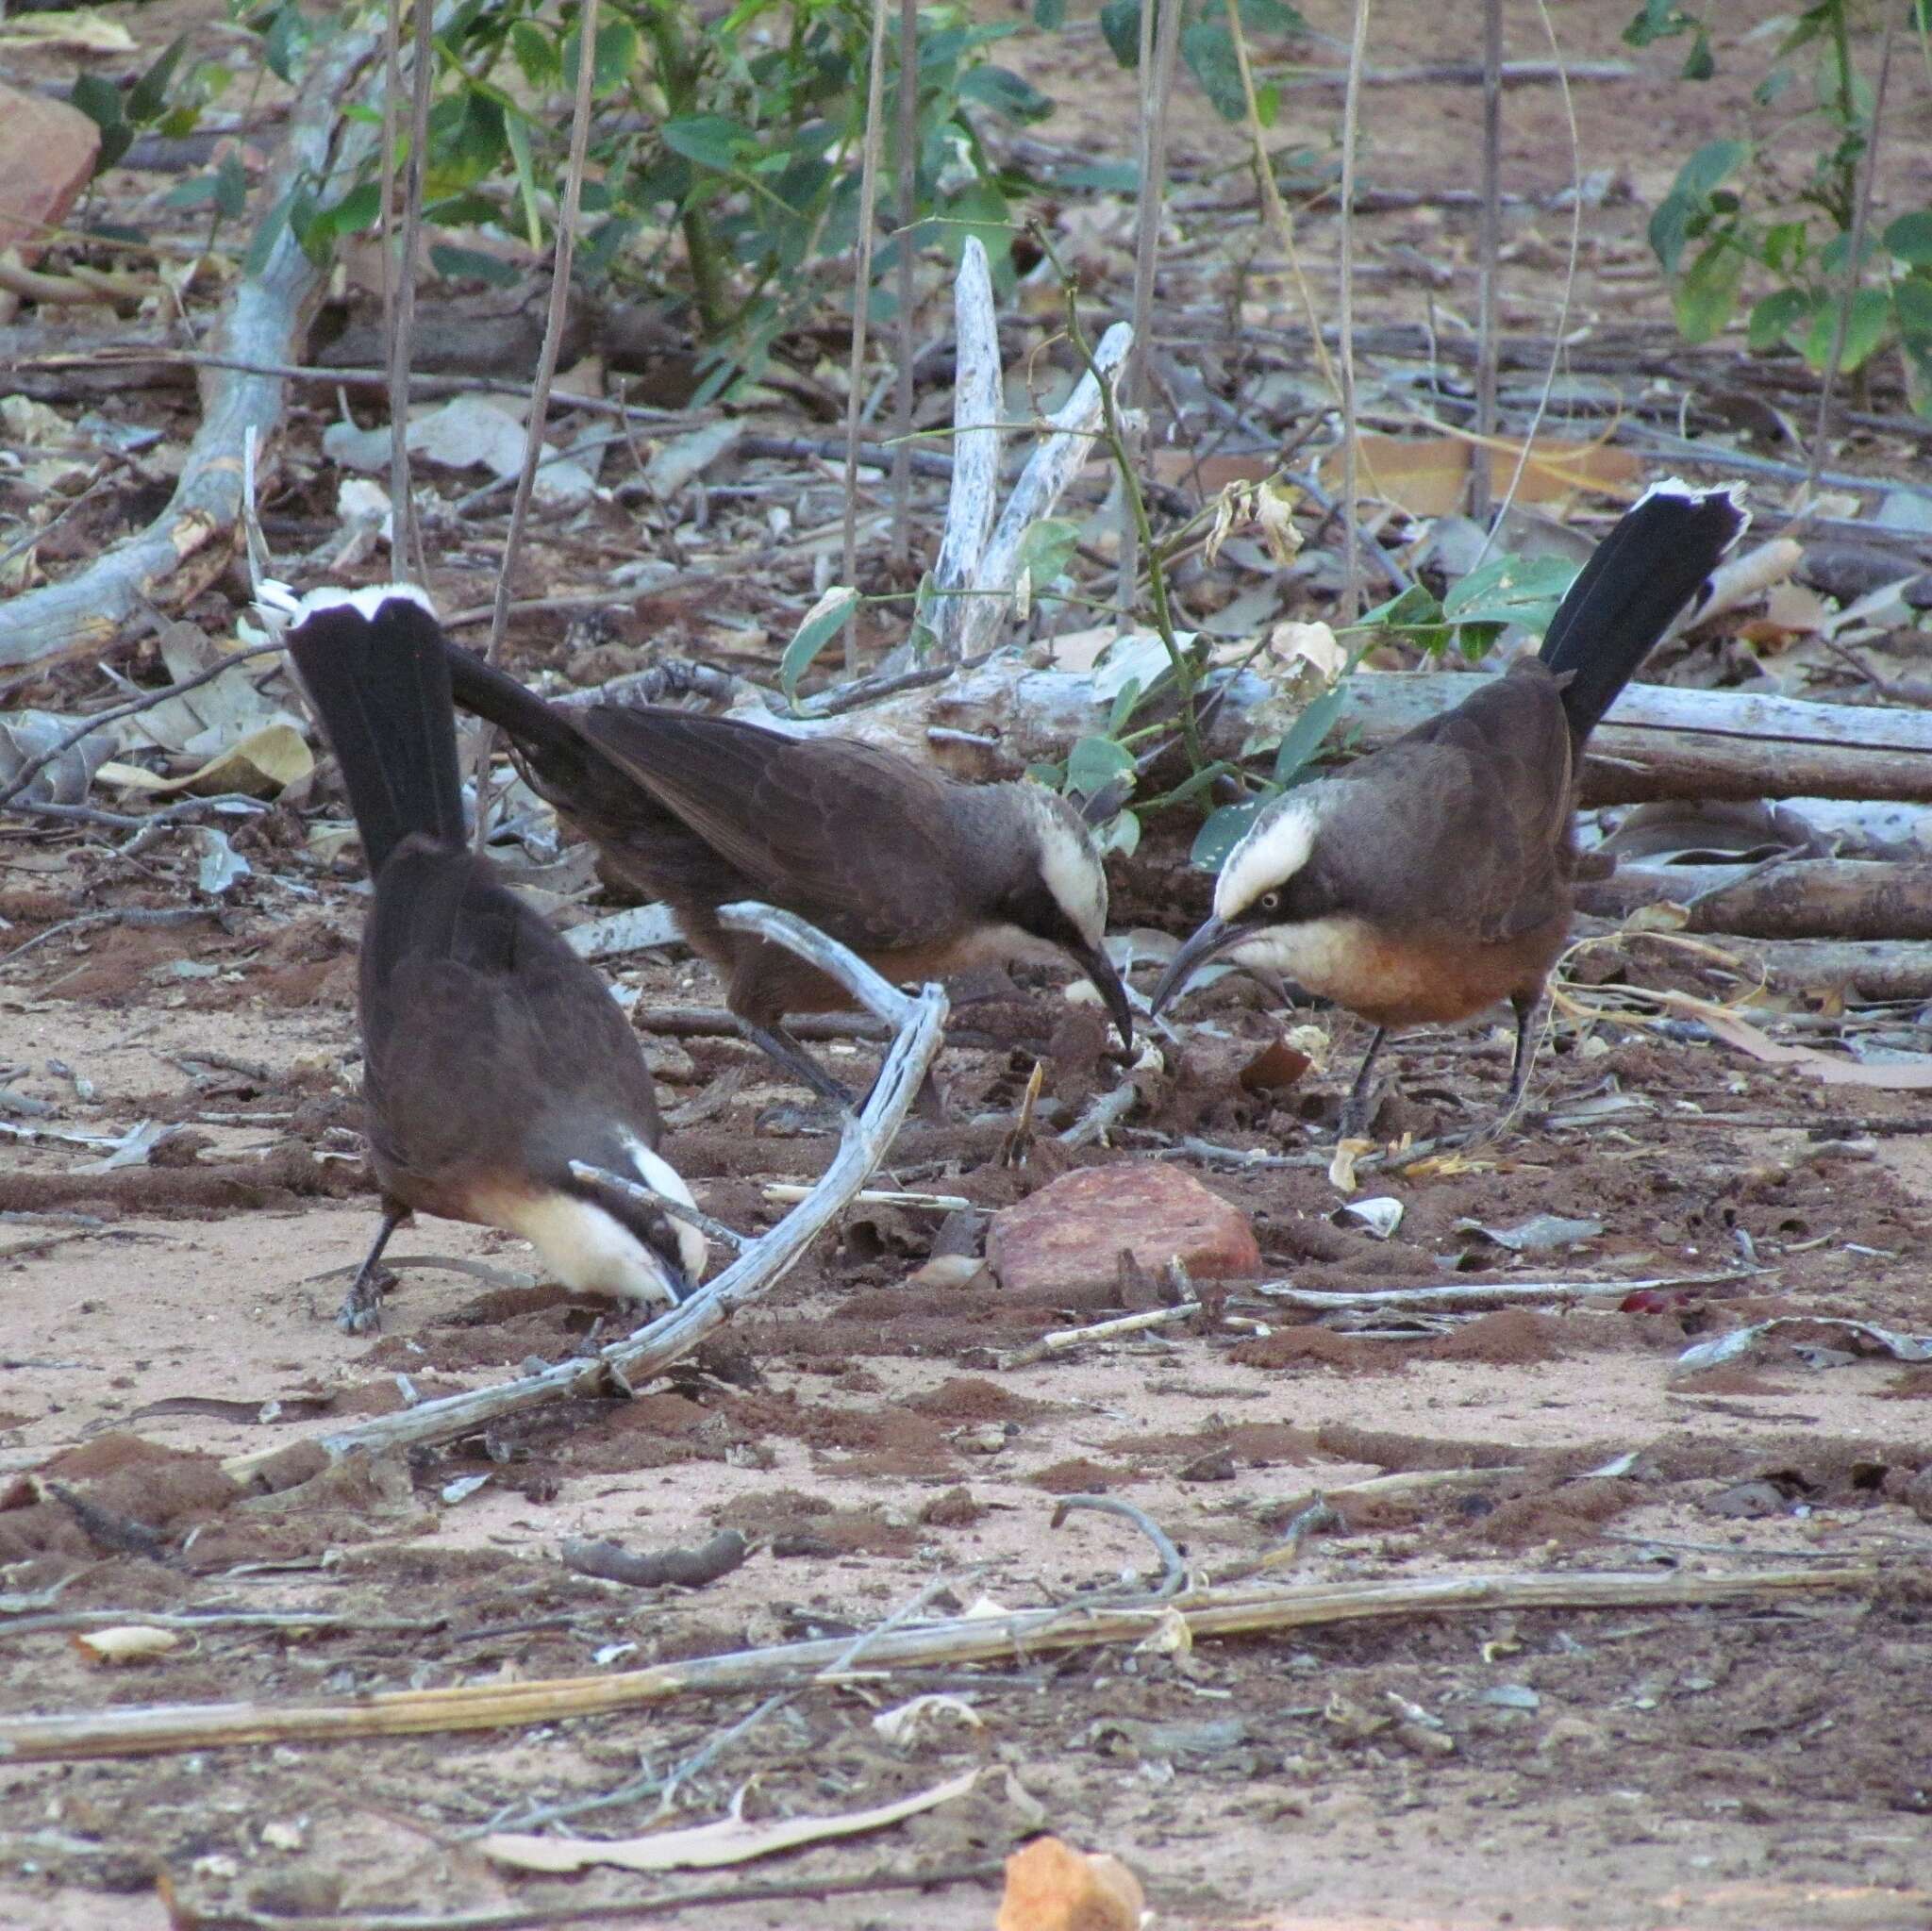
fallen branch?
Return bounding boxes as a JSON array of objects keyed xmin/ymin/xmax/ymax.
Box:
[
  {"xmin": 222, "ymin": 903, "xmax": 944, "ymax": 1482},
  {"xmin": 1248, "ymin": 1270, "xmax": 1754, "ymax": 1313},
  {"xmin": 0, "ymin": 1564, "xmax": 1869, "ymax": 1760},
  {"xmin": 0, "ymin": 25, "xmax": 387, "ymax": 672},
  {"xmin": 1578, "ymin": 858, "xmax": 1932, "ymax": 941}
]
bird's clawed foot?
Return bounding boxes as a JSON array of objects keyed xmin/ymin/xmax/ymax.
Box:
[{"xmin": 336, "ymin": 1260, "xmax": 392, "ymax": 1334}]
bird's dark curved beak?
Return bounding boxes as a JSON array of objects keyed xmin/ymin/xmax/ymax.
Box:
[
  {"xmin": 654, "ymin": 1252, "xmax": 695, "ymax": 1308},
  {"xmin": 1149, "ymin": 915, "xmax": 1237, "ymax": 1018},
  {"xmin": 1073, "ymin": 939, "xmax": 1135, "ymax": 1053}
]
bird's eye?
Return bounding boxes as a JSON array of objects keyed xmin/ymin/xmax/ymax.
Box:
[{"xmin": 1258, "ymin": 891, "xmax": 1282, "ymax": 913}]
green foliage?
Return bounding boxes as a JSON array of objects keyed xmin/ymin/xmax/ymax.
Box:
[
  {"xmin": 71, "ymin": 34, "xmax": 197, "ymax": 176},
  {"xmin": 1638, "ymin": 3, "xmax": 1932, "ymax": 408},
  {"xmin": 1096, "ymin": 0, "xmax": 1308, "ymax": 125}
]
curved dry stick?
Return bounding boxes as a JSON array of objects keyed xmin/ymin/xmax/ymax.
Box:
[
  {"xmin": 1052, "ymin": 1494, "xmax": 1188, "ymax": 1600},
  {"xmin": 0, "ymin": 26, "xmax": 385, "ymax": 674}
]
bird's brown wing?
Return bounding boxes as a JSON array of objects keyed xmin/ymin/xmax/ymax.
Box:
[
  {"xmin": 361, "ymin": 841, "xmax": 661, "ymax": 1207},
  {"xmin": 1324, "ymin": 663, "xmax": 1574, "ymax": 944},
  {"xmin": 575, "ymin": 708, "xmax": 972, "ymax": 950}
]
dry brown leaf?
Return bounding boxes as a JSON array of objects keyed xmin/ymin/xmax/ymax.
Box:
[
  {"xmin": 99, "ymin": 723, "xmax": 313, "ymax": 799},
  {"xmin": 996, "ymin": 1836, "xmax": 1144, "ymax": 1931},
  {"xmin": 477, "ymin": 1767, "xmax": 977, "ymax": 1873},
  {"xmin": 74, "ymin": 1626, "xmax": 184, "ymax": 1666},
  {"xmin": 1697, "ymin": 1009, "xmax": 1932, "ymax": 1090}
]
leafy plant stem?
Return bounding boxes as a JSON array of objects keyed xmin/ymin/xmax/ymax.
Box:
[
  {"xmin": 387, "ymin": 0, "xmax": 434, "ymax": 587},
  {"xmin": 1336, "ymin": 0, "xmax": 1372, "ymax": 623},
  {"xmin": 839, "ymin": 0, "xmax": 894, "ymax": 676},
  {"xmin": 1807, "ymin": 0, "xmax": 1896, "ymax": 498},
  {"xmin": 484, "ymin": 0, "xmax": 602, "ymax": 668}
]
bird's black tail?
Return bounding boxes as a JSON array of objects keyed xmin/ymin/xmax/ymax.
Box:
[
  {"xmin": 288, "ymin": 593, "xmax": 464, "ymax": 877},
  {"xmin": 1538, "ymin": 480, "xmax": 1747, "ymax": 743}
]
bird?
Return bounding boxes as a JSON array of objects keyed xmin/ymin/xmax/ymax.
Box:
[
  {"xmin": 435, "ymin": 626, "xmax": 1133, "ymax": 1103},
  {"xmin": 1150, "ymin": 479, "xmax": 1749, "ymax": 1139},
  {"xmin": 285, "ymin": 588, "xmax": 708, "ymax": 1334}
]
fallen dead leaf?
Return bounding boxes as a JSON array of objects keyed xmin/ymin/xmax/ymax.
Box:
[{"xmin": 74, "ymin": 1626, "xmax": 185, "ymax": 1666}]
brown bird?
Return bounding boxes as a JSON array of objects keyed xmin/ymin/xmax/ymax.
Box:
[
  {"xmin": 1151, "ymin": 480, "xmax": 1749, "ymax": 1137},
  {"xmin": 288, "ymin": 590, "xmax": 707, "ymax": 1333},
  {"xmin": 440, "ymin": 631, "xmax": 1133, "ymax": 1102}
]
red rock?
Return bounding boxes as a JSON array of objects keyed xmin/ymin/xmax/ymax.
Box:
[
  {"xmin": 0, "ymin": 84, "xmax": 101, "ymax": 268},
  {"xmin": 986, "ymin": 1164, "xmax": 1260, "ymax": 1293}
]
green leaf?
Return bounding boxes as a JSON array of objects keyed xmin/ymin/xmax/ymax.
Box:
[
  {"xmin": 1357, "ymin": 582, "xmax": 1444, "ymax": 632},
  {"xmin": 1181, "ymin": 19, "xmax": 1246, "ymax": 121},
  {"xmin": 1014, "ymin": 516, "xmax": 1080, "ymax": 586},
  {"xmin": 1647, "ymin": 137, "xmax": 1749, "ymax": 271},
  {"xmin": 70, "ymin": 73, "xmax": 126, "ymax": 136},
  {"xmin": 242, "ymin": 185, "xmax": 295, "ymax": 276},
  {"xmin": 1239, "ymin": 0, "xmax": 1307, "ymax": 32},
  {"xmin": 1099, "ymin": 0, "xmax": 1141, "ymax": 68},
  {"xmin": 1896, "ymin": 273, "xmax": 1932, "ymax": 353},
  {"xmin": 324, "ymin": 179, "xmax": 383, "ymax": 237},
  {"xmin": 1271, "ymin": 685, "xmax": 1347, "ymax": 785},
  {"xmin": 779, "ymin": 586, "xmax": 860, "ymax": 706},
  {"xmin": 1885, "ymin": 211, "xmax": 1932, "ymax": 267},
  {"xmin": 663, "ymin": 114, "xmax": 758, "ymax": 171},
  {"xmin": 1107, "ymin": 676, "xmax": 1144, "ymax": 738},
  {"xmin": 1443, "ymin": 552, "xmax": 1581, "ymax": 629},
  {"xmin": 1747, "ymin": 286, "xmax": 1814, "ymax": 350},
  {"xmin": 504, "ymin": 112, "xmax": 542, "ymax": 249},
  {"xmin": 1065, "ymin": 735, "xmax": 1136, "ymax": 797},
  {"xmin": 1034, "ymin": 0, "xmax": 1067, "ymax": 25},
  {"xmin": 1680, "ymin": 27, "xmax": 1713, "ymax": 79},
  {"xmin": 426, "ymin": 242, "xmax": 524, "ymax": 287},
  {"xmin": 263, "ymin": 3, "xmax": 310, "ymax": 85},
  {"xmin": 1095, "ymin": 807, "xmax": 1141, "ymax": 858},
  {"xmin": 1623, "ymin": 0, "xmax": 1695, "ymax": 47},
  {"xmin": 1803, "ymin": 286, "xmax": 1891, "ymax": 374},
  {"xmin": 214, "ymin": 148, "xmax": 249, "ymax": 222},
  {"xmin": 127, "ymin": 35, "xmax": 188, "ymax": 125},
  {"xmin": 508, "ymin": 20, "xmax": 558, "ymax": 91},
  {"xmin": 562, "ymin": 18, "xmax": 642, "ymax": 97},
  {"xmin": 1672, "ymin": 236, "xmax": 1747, "ymax": 342},
  {"xmin": 1192, "ymin": 800, "xmax": 1265, "ymax": 872},
  {"xmin": 957, "ymin": 63, "xmax": 1054, "ymax": 124},
  {"xmin": 1762, "ymin": 218, "xmax": 1809, "ymax": 274}
]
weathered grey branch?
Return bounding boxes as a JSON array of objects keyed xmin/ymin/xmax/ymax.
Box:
[
  {"xmin": 0, "ymin": 26, "xmax": 387, "ymax": 671},
  {"xmin": 929, "ymin": 237, "xmax": 1002, "ymax": 658},
  {"xmin": 1578, "ymin": 858, "xmax": 1932, "ymax": 941}
]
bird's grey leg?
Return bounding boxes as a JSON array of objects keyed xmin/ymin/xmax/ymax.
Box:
[
  {"xmin": 338, "ymin": 1205, "xmax": 405, "ymax": 1334},
  {"xmin": 1496, "ymin": 988, "xmax": 1547, "ymax": 1128},
  {"xmin": 739, "ymin": 1022, "xmax": 857, "ymax": 1108},
  {"xmin": 1336, "ymin": 1027, "xmax": 1388, "ymax": 1140}
]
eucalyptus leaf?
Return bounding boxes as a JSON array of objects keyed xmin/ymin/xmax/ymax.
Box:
[{"xmin": 779, "ymin": 587, "xmax": 860, "ymax": 706}]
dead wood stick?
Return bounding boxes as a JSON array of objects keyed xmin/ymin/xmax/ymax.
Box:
[
  {"xmin": 0, "ymin": 1565, "xmax": 1869, "ymax": 1761},
  {"xmin": 0, "ymin": 27, "xmax": 386, "ymax": 673},
  {"xmin": 1579, "ymin": 858, "xmax": 1932, "ymax": 942},
  {"xmin": 1279, "ymin": 58, "xmax": 1634, "ymax": 89},
  {"xmin": 221, "ymin": 906, "xmax": 945, "ymax": 1482},
  {"xmin": 1642, "ymin": 934, "xmax": 1932, "ymax": 1004},
  {"xmin": 1001, "ymin": 1304, "xmax": 1199, "ymax": 1366},
  {"xmin": 929, "ymin": 237, "xmax": 1002, "ymax": 658},
  {"xmin": 1249, "ymin": 1271, "xmax": 1750, "ymax": 1313}
]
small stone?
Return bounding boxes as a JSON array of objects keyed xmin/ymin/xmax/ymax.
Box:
[
  {"xmin": 987, "ymin": 1165, "xmax": 1260, "ymax": 1294},
  {"xmin": 996, "ymin": 1836, "xmax": 1143, "ymax": 1931},
  {"xmin": 0, "ymin": 84, "xmax": 100, "ymax": 269},
  {"xmin": 1901, "ymin": 1467, "xmax": 1932, "ymax": 1524},
  {"xmin": 1178, "ymin": 1447, "xmax": 1238, "ymax": 1483}
]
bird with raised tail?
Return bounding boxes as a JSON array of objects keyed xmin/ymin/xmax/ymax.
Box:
[
  {"xmin": 1151, "ymin": 480, "xmax": 1750, "ymax": 1139},
  {"xmin": 285, "ymin": 589, "xmax": 707, "ymax": 1332},
  {"xmin": 436, "ymin": 627, "xmax": 1132, "ymax": 1103}
]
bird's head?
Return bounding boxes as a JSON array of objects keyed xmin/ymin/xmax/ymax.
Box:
[
  {"xmin": 1005, "ymin": 786, "xmax": 1135, "ymax": 1051},
  {"xmin": 1150, "ymin": 793, "xmax": 1334, "ymax": 1015}
]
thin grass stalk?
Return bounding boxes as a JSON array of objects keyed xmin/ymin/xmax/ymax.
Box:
[
  {"xmin": 386, "ymin": 0, "xmax": 435, "ymax": 584},
  {"xmin": 891, "ymin": 0, "xmax": 919, "ymax": 567},
  {"xmin": 1473, "ymin": 0, "xmax": 1581, "ymax": 569},
  {"xmin": 1807, "ymin": 4, "xmax": 1897, "ymax": 500},
  {"xmin": 1119, "ymin": 0, "xmax": 1185, "ymax": 613},
  {"xmin": 483, "ymin": 0, "xmax": 603, "ymax": 672},
  {"xmin": 1224, "ymin": 0, "xmax": 1341, "ymax": 407},
  {"xmin": 839, "ymin": 0, "xmax": 894, "ymax": 674},
  {"xmin": 1470, "ymin": 0, "xmax": 1502, "ymax": 523},
  {"xmin": 1336, "ymin": 0, "xmax": 1373, "ymax": 622}
]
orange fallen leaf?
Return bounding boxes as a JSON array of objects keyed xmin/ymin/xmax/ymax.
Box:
[
  {"xmin": 996, "ymin": 1836, "xmax": 1144, "ymax": 1931},
  {"xmin": 1317, "ymin": 433, "xmax": 1641, "ymax": 517}
]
